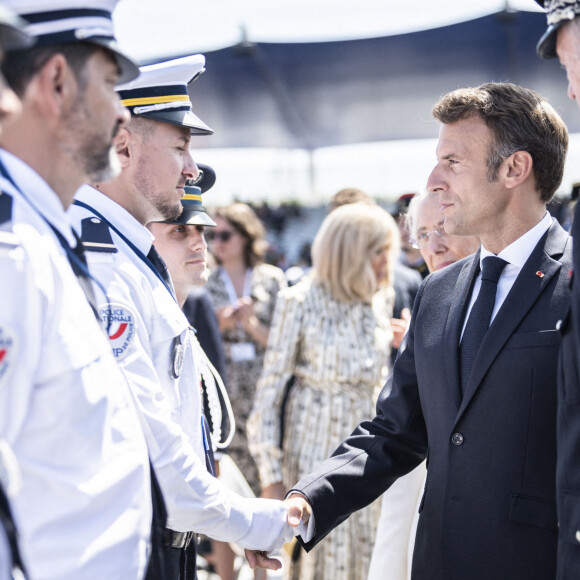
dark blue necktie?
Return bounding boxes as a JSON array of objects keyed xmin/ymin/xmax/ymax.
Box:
[
  {"xmin": 460, "ymin": 256, "xmax": 508, "ymax": 393},
  {"xmin": 147, "ymin": 245, "xmax": 171, "ymax": 285}
]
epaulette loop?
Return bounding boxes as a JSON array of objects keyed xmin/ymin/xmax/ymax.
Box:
[{"xmin": 80, "ymin": 217, "xmax": 118, "ymax": 253}]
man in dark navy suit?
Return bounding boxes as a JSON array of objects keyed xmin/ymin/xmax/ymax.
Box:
[
  {"xmin": 247, "ymin": 82, "xmax": 572, "ymax": 579},
  {"xmin": 536, "ymin": 1, "xmax": 580, "ymax": 578}
]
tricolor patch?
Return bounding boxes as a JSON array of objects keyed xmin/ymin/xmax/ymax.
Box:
[
  {"xmin": 0, "ymin": 325, "xmax": 16, "ymax": 389},
  {"xmin": 98, "ymin": 303, "xmax": 136, "ymax": 361}
]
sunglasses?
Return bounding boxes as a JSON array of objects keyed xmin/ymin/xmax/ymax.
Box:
[{"xmin": 206, "ymin": 230, "xmax": 234, "ymax": 243}]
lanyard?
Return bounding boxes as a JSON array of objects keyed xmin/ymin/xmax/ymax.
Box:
[
  {"xmin": 73, "ymin": 199, "xmax": 177, "ymax": 303},
  {"xmin": 219, "ymin": 266, "xmax": 253, "ymax": 305},
  {"xmin": 0, "ymin": 160, "xmax": 109, "ymax": 307}
]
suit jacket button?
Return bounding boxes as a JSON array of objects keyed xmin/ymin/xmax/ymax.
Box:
[
  {"xmin": 451, "ymin": 433, "xmax": 464, "ymax": 446},
  {"xmin": 576, "ymin": 530, "xmax": 580, "ymax": 543}
]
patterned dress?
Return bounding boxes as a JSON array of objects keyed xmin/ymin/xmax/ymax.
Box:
[
  {"xmin": 248, "ymin": 276, "xmax": 393, "ymax": 580},
  {"xmin": 205, "ymin": 262, "xmax": 287, "ymax": 494}
]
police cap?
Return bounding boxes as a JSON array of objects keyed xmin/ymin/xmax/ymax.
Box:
[
  {"xmin": 535, "ymin": 0, "xmax": 580, "ymax": 59},
  {"xmin": 3, "ymin": 0, "xmax": 140, "ymax": 83},
  {"xmin": 117, "ymin": 54, "xmax": 213, "ymax": 135}
]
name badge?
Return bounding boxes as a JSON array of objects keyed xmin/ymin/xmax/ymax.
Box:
[{"xmin": 231, "ymin": 342, "xmax": 256, "ymax": 362}]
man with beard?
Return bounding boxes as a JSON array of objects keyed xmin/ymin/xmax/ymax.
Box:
[
  {"xmin": 0, "ymin": 1, "xmax": 158, "ymax": 579},
  {"xmin": 535, "ymin": 1, "xmax": 580, "ymax": 577},
  {"xmin": 69, "ymin": 55, "xmax": 292, "ymax": 580}
]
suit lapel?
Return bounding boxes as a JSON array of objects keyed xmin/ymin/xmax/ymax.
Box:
[
  {"xmin": 443, "ymin": 252, "xmax": 480, "ymax": 410},
  {"xmin": 455, "ymin": 222, "xmax": 567, "ymax": 421}
]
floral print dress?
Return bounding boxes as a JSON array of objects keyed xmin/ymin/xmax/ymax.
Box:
[{"xmin": 248, "ymin": 276, "xmax": 393, "ymax": 580}]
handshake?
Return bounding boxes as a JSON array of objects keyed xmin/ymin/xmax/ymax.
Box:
[{"xmin": 245, "ymin": 494, "xmax": 312, "ymax": 571}]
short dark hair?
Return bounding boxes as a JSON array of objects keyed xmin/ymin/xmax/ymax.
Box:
[
  {"xmin": 432, "ymin": 82, "xmax": 568, "ymax": 203},
  {"xmin": 2, "ymin": 41, "xmax": 99, "ymax": 96}
]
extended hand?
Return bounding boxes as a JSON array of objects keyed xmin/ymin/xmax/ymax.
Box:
[
  {"xmin": 244, "ymin": 493, "xmax": 312, "ymax": 570},
  {"xmin": 284, "ymin": 493, "xmax": 311, "ymax": 527}
]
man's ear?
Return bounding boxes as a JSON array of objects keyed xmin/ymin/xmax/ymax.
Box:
[
  {"xmin": 34, "ymin": 53, "xmax": 76, "ymax": 117},
  {"xmin": 503, "ymin": 150, "xmax": 533, "ymax": 189},
  {"xmin": 114, "ymin": 127, "xmax": 132, "ymax": 168}
]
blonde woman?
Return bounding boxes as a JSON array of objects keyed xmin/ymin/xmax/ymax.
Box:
[{"xmin": 248, "ymin": 202, "xmax": 398, "ymax": 580}]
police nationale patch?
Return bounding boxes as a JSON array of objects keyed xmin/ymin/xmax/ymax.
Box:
[
  {"xmin": 98, "ymin": 303, "xmax": 136, "ymax": 360},
  {"xmin": 0, "ymin": 325, "xmax": 17, "ymax": 388}
]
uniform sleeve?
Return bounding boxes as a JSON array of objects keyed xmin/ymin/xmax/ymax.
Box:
[
  {"xmin": 0, "ymin": 239, "xmax": 44, "ymax": 444},
  {"xmin": 93, "ymin": 263, "xmax": 291, "ymax": 549},
  {"xmin": 247, "ymin": 287, "xmax": 303, "ymax": 488}
]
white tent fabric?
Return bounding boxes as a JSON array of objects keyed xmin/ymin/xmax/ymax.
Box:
[
  {"xmin": 114, "ymin": 0, "xmax": 543, "ymax": 61},
  {"xmin": 112, "ymin": 1, "xmax": 578, "ymax": 206}
]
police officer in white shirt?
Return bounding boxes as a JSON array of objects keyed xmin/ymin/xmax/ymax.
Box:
[
  {"xmin": 147, "ymin": 177, "xmax": 236, "ymax": 466},
  {"xmin": 69, "ymin": 56, "xmax": 292, "ymax": 580},
  {"xmin": 0, "ymin": 10, "xmax": 34, "ymax": 580},
  {"xmin": 0, "ymin": 2, "xmax": 158, "ymax": 579}
]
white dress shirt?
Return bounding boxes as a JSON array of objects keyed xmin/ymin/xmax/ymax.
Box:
[
  {"xmin": 0, "ymin": 150, "xmax": 152, "ymax": 580},
  {"xmin": 461, "ymin": 212, "xmax": 553, "ymax": 338},
  {"xmin": 69, "ymin": 185, "xmax": 292, "ymax": 550}
]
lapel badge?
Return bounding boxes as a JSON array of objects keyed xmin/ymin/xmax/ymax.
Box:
[{"xmin": 536, "ymin": 271, "xmax": 544, "ymax": 278}]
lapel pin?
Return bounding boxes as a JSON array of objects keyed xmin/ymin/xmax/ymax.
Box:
[{"xmin": 536, "ymin": 271, "xmax": 544, "ymax": 278}]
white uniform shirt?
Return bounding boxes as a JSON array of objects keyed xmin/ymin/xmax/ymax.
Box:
[
  {"xmin": 0, "ymin": 441, "xmax": 25, "ymax": 580},
  {"xmin": 0, "ymin": 150, "xmax": 152, "ymax": 580},
  {"xmin": 70, "ymin": 185, "xmax": 291, "ymax": 550}
]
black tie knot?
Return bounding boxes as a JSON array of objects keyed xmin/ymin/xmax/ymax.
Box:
[{"xmin": 480, "ymin": 256, "xmax": 508, "ymax": 283}]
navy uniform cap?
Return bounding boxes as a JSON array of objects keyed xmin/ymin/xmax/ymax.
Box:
[
  {"xmin": 160, "ymin": 163, "xmax": 216, "ymax": 226},
  {"xmin": 2, "ymin": 0, "xmax": 139, "ymax": 83},
  {"xmin": 0, "ymin": 6, "xmax": 33, "ymax": 51},
  {"xmin": 194, "ymin": 163, "xmax": 216, "ymax": 194},
  {"xmin": 535, "ymin": 0, "xmax": 580, "ymax": 59},
  {"xmin": 162, "ymin": 187, "xmax": 216, "ymax": 227},
  {"xmin": 117, "ymin": 54, "xmax": 213, "ymax": 135}
]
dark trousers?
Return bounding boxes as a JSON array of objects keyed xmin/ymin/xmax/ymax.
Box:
[{"xmin": 162, "ymin": 541, "xmax": 197, "ymax": 580}]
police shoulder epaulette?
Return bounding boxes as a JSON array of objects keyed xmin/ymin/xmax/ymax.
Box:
[
  {"xmin": 0, "ymin": 191, "xmax": 13, "ymax": 229},
  {"xmin": 80, "ymin": 217, "xmax": 118, "ymax": 253},
  {"xmin": 0, "ymin": 192, "xmax": 18, "ymax": 248}
]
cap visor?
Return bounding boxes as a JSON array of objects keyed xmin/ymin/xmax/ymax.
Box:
[
  {"xmin": 166, "ymin": 210, "xmax": 216, "ymax": 226},
  {"xmin": 537, "ymin": 24, "xmax": 561, "ymax": 59},
  {"xmin": 90, "ymin": 37, "xmax": 140, "ymax": 84},
  {"xmin": 0, "ymin": 6, "xmax": 33, "ymax": 51},
  {"xmin": 139, "ymin": 109, "xmax": 213, "ymax": 135}
]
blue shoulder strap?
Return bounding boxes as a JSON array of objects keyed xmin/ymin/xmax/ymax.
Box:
[
  {"xmin": 80, "ymin": 217, "xmax": 118, "ymax": 253},
  {"xmin": 0, "ymin": 191, "xmax": 13, "ymax": 229}
]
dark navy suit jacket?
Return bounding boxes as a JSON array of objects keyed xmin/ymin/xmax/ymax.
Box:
[
  {"xmin": 292, "ymin": 221, "xmax": 571, "ymax": 580},
  {"xmin": 556, "ymin": 207, "xmax": 580, "ymax": 580}
]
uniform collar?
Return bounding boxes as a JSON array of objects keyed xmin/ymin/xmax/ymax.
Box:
[
  {"xmin": 0, "ymin": 148, "xmax": 77, "ymax": 247},
  {"xmin": 74, "ymin": 184, "xmax": 154, "ymax": 254}
]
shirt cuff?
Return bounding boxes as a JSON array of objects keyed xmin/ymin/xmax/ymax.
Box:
[{"xmin": 234, "ymin": 497, "xmax": 293, "ymax": 552}]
